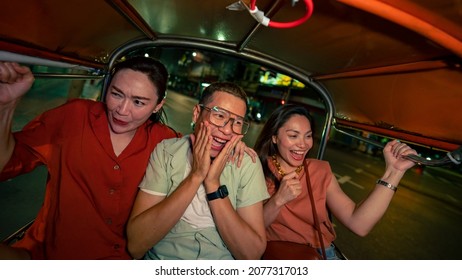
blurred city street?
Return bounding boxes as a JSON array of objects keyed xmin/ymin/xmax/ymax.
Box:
[{"xmin": 1, "ymin": 87, "xmax": 461, "ymax": 259}]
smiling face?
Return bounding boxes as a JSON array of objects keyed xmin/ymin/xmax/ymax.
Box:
[
  {"xmin": 272, "ymin": 114, "xmax": 313, "ymax": 171},
  {"xmin": 193, "ymin": 91, "xmax": 247, "ymax": 158},
  {"xmin": 105, "ymin": 69, "xmax": 164, "ymax": 137}
]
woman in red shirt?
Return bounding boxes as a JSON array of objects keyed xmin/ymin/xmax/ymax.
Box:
[{"xmin": 0, "ymin": 57, "xmax": 179, "ymax": 259}]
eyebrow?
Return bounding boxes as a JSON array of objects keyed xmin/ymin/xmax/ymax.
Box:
[
  {"xmin": 286, "ymin": 129, "xmax": 312, "ymax": 134},
  {"xmin": 212, "ymin": 106, "xmax": 246, "ymax": 120},
  {"xmin": 112, "ymin": 85, "xmax": 152, "ymax": 101}
]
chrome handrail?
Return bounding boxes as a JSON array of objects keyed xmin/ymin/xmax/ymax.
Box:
[{"xmin": 333, "ymin": 126, "xmax": 461, "ymax": 167}]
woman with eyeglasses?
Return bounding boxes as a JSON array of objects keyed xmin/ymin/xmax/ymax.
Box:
[{"xmin": 127, "ymin": 82, "xmax": 269, "ymax": 260}]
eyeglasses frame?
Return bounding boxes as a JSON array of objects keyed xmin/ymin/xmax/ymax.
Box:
[{"xmin": 198, "ymin": 104, "xmax": 250, "ymax": 135}]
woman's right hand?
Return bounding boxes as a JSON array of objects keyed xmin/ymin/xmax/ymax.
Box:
[
  {"xmin": 0, "ymin": 62, "xmax": 34, "ymax": 105},
  {"xmin": 274, "ymin": 171, "xmax": 302, "ymax": 206}
]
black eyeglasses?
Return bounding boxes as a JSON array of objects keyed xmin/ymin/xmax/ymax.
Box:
[{"xmin": 199, "ymin": 104, "xmax": 250, "ymax": 135}]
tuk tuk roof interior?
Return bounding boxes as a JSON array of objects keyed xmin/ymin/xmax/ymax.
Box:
[{"xmin": 1, "ymin": 0, "xmax": 461, "ymax": 152}]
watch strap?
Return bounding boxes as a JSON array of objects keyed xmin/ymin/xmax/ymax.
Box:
[{"xmin": 206, "ymin": 185, "xmax": 228, "ymax": 201}]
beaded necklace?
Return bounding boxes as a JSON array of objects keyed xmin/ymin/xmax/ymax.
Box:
[{"xmin": 271, "ymin": 154, "xmax": 303, "ymax": 176}]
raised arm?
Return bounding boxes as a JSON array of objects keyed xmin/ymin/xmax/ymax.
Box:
[
  {"xmin": 0, "ymin": 62, "xmax": 34, "ymax": 171},
  {"xmin": 327, "ymin": 139, "xmax": 417, "ymax": 236}
]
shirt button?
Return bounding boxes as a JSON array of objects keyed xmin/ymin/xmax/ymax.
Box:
[
  {"xmin": 114, "ymin": 244, "xmax": 120, "ymax": 250},
  {"xmin": 105, "ymin": 218, "xmax": 112, "ymax": 225},
  {"xmin": 109, "ymin": 188, "xmax": 116, "ymax": 195},
  {"xmin": 113, "ymin": 165, "xmax": 120, "ymax": 170}
]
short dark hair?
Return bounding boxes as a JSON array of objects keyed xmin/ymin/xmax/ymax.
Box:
[{"xmin": 199, "ymin": 82, "xmax": 248, "ymax": 112}]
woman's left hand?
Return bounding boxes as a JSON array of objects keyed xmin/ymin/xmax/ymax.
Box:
[
  {"xmin": 231, "ymin": 140, "xmax": 257, "ymax": 167},
  {"xmin": 383, "ymin": 139, "xmax": 418, "ymax": 171}
]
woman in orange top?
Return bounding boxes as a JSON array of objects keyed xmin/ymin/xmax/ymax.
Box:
[{"xmin": 254, "ymin": 104, "xmax": 417, "ymax": 259}]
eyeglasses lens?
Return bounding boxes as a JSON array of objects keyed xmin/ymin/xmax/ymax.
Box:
[{"xmin": 207, "ymin": 106, "xmax": 249, "ymax": 135}]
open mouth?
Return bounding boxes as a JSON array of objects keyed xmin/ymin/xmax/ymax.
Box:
[
  {"xmin": 290, "ymin": 150, "xmax": 306, "ymax": 161},
  {"xmin": 211, "ymin": 136, "xmax": 228, "ymax": 151}
]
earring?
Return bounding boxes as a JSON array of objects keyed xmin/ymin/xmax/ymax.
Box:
[{"xmin": 191, "ymin": 121, "xmax": 195, "ymax": 131}]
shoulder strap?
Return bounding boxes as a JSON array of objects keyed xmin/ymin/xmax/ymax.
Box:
[{"xmin": 304, "ymin": 162, "xmax": 327, "ymax": 260}]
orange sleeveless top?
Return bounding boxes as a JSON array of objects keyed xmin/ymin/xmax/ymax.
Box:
[{"xmin": 265, "ymin": 158, "xmax": 336, "ymax": 248}]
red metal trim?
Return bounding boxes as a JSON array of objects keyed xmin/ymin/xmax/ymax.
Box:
[
  {"xmin": 337, "ymin": 0, "xmax": 462, "ymax": 58},
  {"xmin": 313, "ymin": 60, "xmax": 450, "ymax": 80},
  {"xmin": 109, "ymin": 0, "xmax": 157, "ymax": 40},
  {"xmin": 334, "ymin": 118, "xmax": 461, "ymax": 152}
]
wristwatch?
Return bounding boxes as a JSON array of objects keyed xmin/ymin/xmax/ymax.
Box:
[{"xmin": 206, "ymin": 185, "xmax": 229, "ymax": 201}]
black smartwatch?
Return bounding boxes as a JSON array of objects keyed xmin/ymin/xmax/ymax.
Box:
[{"xmin": 206, "ymin": 185, "xmax": 229, "ymax": 201}]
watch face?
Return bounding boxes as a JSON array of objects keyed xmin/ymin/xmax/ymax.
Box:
[{"xmin": 219, "ymin": 185, "xmax": 228, "ymax": 198}]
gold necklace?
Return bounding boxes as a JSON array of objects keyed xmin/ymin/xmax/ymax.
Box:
[{"xmin": 271, "ymin": 154, "xmax": 303, "ymax": 176}]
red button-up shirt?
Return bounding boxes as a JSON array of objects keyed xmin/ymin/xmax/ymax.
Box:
[{"xmin": 0, "ymin": 99, "xmax": 178, "ymax": 259}]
